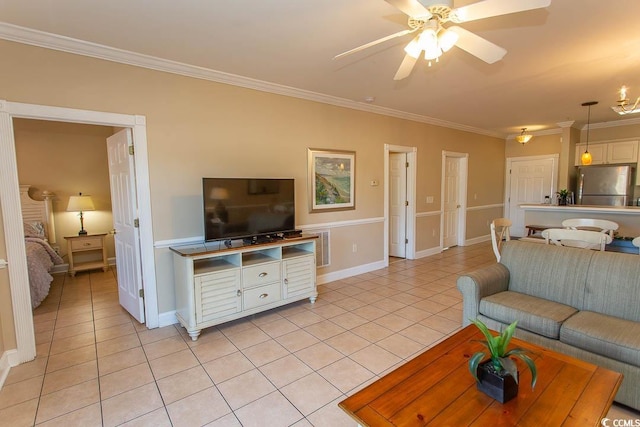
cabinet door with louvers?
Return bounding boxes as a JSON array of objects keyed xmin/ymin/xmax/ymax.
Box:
[
  {"xmin": 195, "ymin": 269, "xmax": 241, "ymax": 324},
  {"xmin": 282, "ymin": 255, "xmax": 315, "ymax": 299}
]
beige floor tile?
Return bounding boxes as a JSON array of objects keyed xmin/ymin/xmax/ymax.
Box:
[
  {"xmin": 156, "ymin": 365, "xmax": 213, "ymax": 405},
  {"xmin": 332, "ymin": 297, "xmax": 368, "ymax": 311},
  {"xmin": 119, "ymin": 407, "xmax": 172, "ymax": 427},
  {"xmin": 411, "ymin": 299, "xmax": 449, "ymax": 314},
  {"xmin": 275, "ymin": 330, "xmax": 319, "ymax": 353},
  {"xmin": 0, "ymin": 376, "xmax": 43, "ymax": 410},
  {"xmin": 420, "ymin": 314, "xmax": 463, "ymax": 335},
  {"xmin": 280, "ymin": 372, "xmax": 342, "ymax": 416},
  {"xmin": 96, "ymin": 333, "xmax": 141, "ymax": 358},
  {"xmin": 318, "ymin": 358, "xmax": 375, "ymax": 394},
  {"xmin": 35, "ymin": 379, "xmax": 100, "ymax": 424},
  {"xmin": 93, "ymin": 305, "xmax": 129, "ymax": 320},
  {"xmin": 99, "ymin": 362, "xmax": 154, "ymax": 400},
  {"xmin": 249, "ymin": 310, "xmax": 284, "ymax": 326},
  {"xmin": 217, "ymin": 369, "xmax": 276, "ymax": 410},
  {"xmin": 216, "ymin": 318, "xmax": 256, "ymax": 335},
  {"xmin": 259, "ymin": 354, "xmax": 313, "ymax": 388},
  {"xmin": 285, "ymin": 310, "xmax": 325, "ymax": 328},
  {"xmin": 4, "ymin": 357, "xmax": 47, "ymax": 386},
  {"xmin": 376, "ymin": 333, "xmax": 424, "ymax": 359},
  {"xmin": 95, "ymin": 322, "xmax": 137, "ymax": 342},
  {"xmin": 350, "ymin": 344, "xmax": 402, "ymax": 375},
  {"xmin": 0, "ymin": 397, "xmax": 38, "ymax": 427},
  {"xmin": 53, "ymin": 321, "xmax": 94, "ymax": 340},
  {"xmin": 93, "ymin": 313, "xmax": 133, "ymax": 330},
  {"xmin": 203, "ymin": 412, "xmax": 242, "ymax": 427},
  {"xmin": 54, "ymin": 312, "xmax": 94, "ymax": 329},
  {"xmin": 36, "ymin": 402, "xmax": 102, "ymax": 427},
  {"xmin": 398, "ymin": 323, "xmax": 444, "ymax": 347},
  {"xmin": 257, "ymin": 318, "xmax": 300, "ymax": 338},
  {"xmin": 306, "ymin": 397, "xmax": 359, "ymax": 427},
  {"xmin": 34, "ymin": 319, "xmax": 55, "ymax": 334},
  {"xmin": 148, "ymin": 349, "xmax": 199, "ymax": 380},
  {"xmin": 306, "ymin": 303, "xmax": 349, "ymax": 319},
  {"xmin": 325, "ymin": 331, "xmax": 371, "ymax": 356},
  {"xmin": 35, "ymin": 329, "xmax": 54, "ymax": 345},
  {"xmin": 143, "ymin": 335, "xmax": 188, "ymax": 360},
  {"xmin": 166, "ymin": 387, "xmax": 232, "ymax": 427},
  {"xmin": 97, "ymin": 346, "xmax": 147, "ymax": 376},
  {"xmin": 242, "ymin": 339, "xmax": 289, "ymax": 367},
  {"xmin": 306, "ymin": 333, "xmax": 352, "ymax": 363},
  {"xmin": 351, "ymin": 322, "xmax": 394, "ymax": 342},
  {"xmin": 235, "ymin": 391, "xmax": 303, "ymax": 427},
  {"xmin": 372, "ymin": 313, "xmax": 415, "ymax": 332},
  {"xmin": 101, "ymin": 382, "xmax": 164, "ymax": 427},
  {"xmin": 191, "ymin": 336, "xmax": 238, "ymax": 363},
  {"xmin": 49, "ymin": 331, "xmax": 96, "ymax": 355},
  {"xmin": 41, "ymin": 360, "xmax": 98, "ymax": 395},
  {"xmin": 224, "ymin": 326, "xmax": 272, "ymax": 350},
  {"xmin": 393, "ymin": 305, "xmax": 432, "ymax": 322},
  {"xmin": 203, "ymin": 352, "xmax": 255, "ymax": 384},
  {"xmin": 137, "ymin": 324, "xmax": 179, "ymax": 345}
]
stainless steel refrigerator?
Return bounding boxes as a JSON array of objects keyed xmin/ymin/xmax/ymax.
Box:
[{"xmin": 576, "ymin": 165, "xmax": 635, "ymax": 206}]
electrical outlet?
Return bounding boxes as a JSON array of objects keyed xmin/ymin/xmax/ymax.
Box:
[
  {"xmin": 352, "ymin": 243, "xmax": 357, "ymax": 253},
  {"xmin": 432, "ymin": 229, "xmax": 436, "ymax": 237},
  {"xmin": 426, "ymin": 196, "xmax": 434, "ymax": 203}
]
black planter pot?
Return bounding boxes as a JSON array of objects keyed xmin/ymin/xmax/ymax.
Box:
[{"xmin": 476, "ymin": 360, "xmax": 518, "ymax": 403}]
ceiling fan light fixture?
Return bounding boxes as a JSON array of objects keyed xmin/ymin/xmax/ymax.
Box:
[
  {"xmin": 612, "ymin": 85, "xmax": 640, "ymax": 115},
  {"xmin": 404, "ymin": 37, "xmax": 423, "ymax": 59},
  {"xmin": 438, "ymin": 28, "xmax": 459, "ymax": 52},
  {"xmin": 515, "ymin": 128, "xmax": 533, "ymax": 145}
]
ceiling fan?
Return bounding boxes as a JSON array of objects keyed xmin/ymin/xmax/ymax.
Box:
[{"xmin": 335, "ymin": 0, "xmax": 551, "ymax": 80}]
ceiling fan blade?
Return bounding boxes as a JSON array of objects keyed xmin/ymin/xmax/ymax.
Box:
[
  {"xmin": 393, "ymin": 54, "xmax": 418, "ymax": 80},
  {"xmin": 334, "ymin": 28, "xmax": 416, "ymax": 59},
  {"xmin": 448, "ymin": 26, "xmax": 506, "ymax": 64},
  {"xmin": 385, "ymin": 0, "xmax": 432, "ymax": 18},
  {"xmin": 452, "ymin": 0, "xmax": 551, "ymax": 23}
]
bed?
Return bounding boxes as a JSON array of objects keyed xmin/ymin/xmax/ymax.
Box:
[{"xmin": 20, "ymin": 185, "xmax": 63, "ymax": 308}]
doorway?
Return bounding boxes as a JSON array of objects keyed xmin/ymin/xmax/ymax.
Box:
[
  {"xmin": 0, "ymin": 100, "xmax": 157, "ymax": 364},
  {"xmin": 384, "ymin": 144, "xmax": 417, "ymax": 265},
  {"xmin": 440, "ymin": 151, "xmax": 468, "ymax": 249},
  {"xmin": 505, "ymin": 155, "xmax": 558, "ymax": 237}
]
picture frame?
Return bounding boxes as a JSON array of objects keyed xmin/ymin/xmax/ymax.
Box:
[{"xmin": 307, "ymin": 148, "xmax": 355, "ymax": 212}]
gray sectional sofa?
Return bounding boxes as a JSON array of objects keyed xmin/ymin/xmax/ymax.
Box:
[{"xmin": 457, "ymin": 240, "xmax": 640, "ymax": 410}]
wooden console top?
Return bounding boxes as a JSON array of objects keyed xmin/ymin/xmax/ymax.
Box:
[{"xmin": 169, "ymin": 235, "xmax": 317, "ymax": 257}]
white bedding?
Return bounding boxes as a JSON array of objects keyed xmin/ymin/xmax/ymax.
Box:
[{"xmin": 25, "ymin": 237, "xmax": 63, "ymax": 308}]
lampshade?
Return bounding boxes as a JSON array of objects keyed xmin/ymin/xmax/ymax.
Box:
[
  {"xmin": 581, "ymin": 151, "xmax": 593, "ymax": 165},
  {"xmin": 581, "ymin": 101, "xmax": 598, "ymax": 165},
  {"xmin": 67, "ymin": 194, "xmax": 95, "ymax": 212},
  {"xmin": 516, "ymin": 128, "xmax": 533, "ymax": 145}
]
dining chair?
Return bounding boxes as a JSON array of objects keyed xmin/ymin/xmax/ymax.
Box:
[
  {"xmin": 542, "ymin": 228, "xmax": 612, "ymax": 251},
  {"xmin": 561, "ymin": 218, "xmax": 619, "ymax": 239},
  {"xmin": 633, "ymin": 236, "xmax": 640, "ymax": 254},
  {"xmin": 490, "ymin": 218, "xmax": 512, "ymax": 262}
]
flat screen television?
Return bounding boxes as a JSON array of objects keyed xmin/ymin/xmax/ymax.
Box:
[{"xmin": 203, "ymin": 178, "xmax": 296, "ymax": 242}]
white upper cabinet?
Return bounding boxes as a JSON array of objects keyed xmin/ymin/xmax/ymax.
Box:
[{"xmin": 575, "ymin": 140, "xmax": 638, "ymax": 166}]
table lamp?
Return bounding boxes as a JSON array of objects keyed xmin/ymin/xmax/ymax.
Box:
[{"xmin": 66, "ymin": 193, "xmax": 95, "ymax": 235}]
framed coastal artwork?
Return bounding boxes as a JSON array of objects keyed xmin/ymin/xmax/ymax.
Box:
[{"xmin": 307, "ymin": 148, "xmax": 355, "ymax": 212}]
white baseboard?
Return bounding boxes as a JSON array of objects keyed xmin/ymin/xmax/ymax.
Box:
[
  {"xmin": 465, "ymin": 234, "xmax": 491, "ymax": 246},
  {"xmin": 158, "ymin": 310, "xmax": 178, "ymax": 328},
  {"xmin": 415, "ymin": 246, "xmax": 442, "ymax": 259},
  {"xmin": 0, "ymin": 349, "xmax": 18, "ymax": 390},
  {"xmin": 317, "ymin": 260, "xmax": 387, "ymax": 285}
]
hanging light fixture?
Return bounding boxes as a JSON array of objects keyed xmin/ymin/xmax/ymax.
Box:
[
  {"xmin": 611, "ymin": 86, "xmax": 640, "ymax": 115},
  {"xmin": 403, "ymin": 20, "xmax": 459, "ymax": 67},
  {"xmin": 515, "ymin": 128, "xmax": 533, "ymax": 145},
  {"xmin": 581, "ymin": 101, "xmax": 598, "ymax": 165}
]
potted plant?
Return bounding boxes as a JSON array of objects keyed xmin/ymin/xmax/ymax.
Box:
[
  {"xmin": 468, "ymin": 319, "xmax": 537, "ymax": 403},
  {"xmin": 556, "ymin": 189, "xmax": 569, "ymax": 205}
]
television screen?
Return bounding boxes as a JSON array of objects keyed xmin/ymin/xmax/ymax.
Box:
[{"xmin": 203, "ymin": 178, "xmax": 295, "ymax": 241}]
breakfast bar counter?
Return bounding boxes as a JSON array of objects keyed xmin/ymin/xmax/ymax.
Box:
[{"xmin": 520, "ymin": 204, "xmax": 640, "ymax": 237}]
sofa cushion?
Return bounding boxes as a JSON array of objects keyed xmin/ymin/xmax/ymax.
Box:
[
  {"xmin": 560, "ymin": 311, "xmax": 640, "ymax": 368},
  {"xmin": 479, "ymin": 291, "xmax": 578, "ymax": 339},
  {"xmin": 583, "ymin": 251, "xmax": 640, "ymax": 322},
  {"xmin": 500, "ymin": 241, "xmax": 591, "ymax": 310}
]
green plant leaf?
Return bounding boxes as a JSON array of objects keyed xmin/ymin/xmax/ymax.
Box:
[
  {"xmin": 469, "ymin": 319, "xmax": 499, "ymax": 356},
  {"xmin": 499, "ymin": 357, "xmax": 518, "ymax": 384},
  {"xmin": 468, "ymin": 351, "xmax": 485, "ymax": 383},
  {"xmin": 504, "ymin": 349, "xmax": 538, "ymax": 389}
]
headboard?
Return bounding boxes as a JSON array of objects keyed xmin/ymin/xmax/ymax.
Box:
[{"xmin": 19, "ymin": 184, "xmax": 57, "ymax": 245}]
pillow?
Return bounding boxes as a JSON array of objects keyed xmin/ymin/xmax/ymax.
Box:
[{"xmin": 23, "ymin": 221, "xmax": 45, "ymax": 239}]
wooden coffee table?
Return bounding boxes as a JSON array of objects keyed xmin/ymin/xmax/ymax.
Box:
[{"xmin": 339, "ymin": 325, "xmax": 622, "ymax": 426}]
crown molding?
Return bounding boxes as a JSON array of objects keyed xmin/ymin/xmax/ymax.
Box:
[{"xmin": 0, "ymin": 22, "xmax": 504, "ymax": 138}]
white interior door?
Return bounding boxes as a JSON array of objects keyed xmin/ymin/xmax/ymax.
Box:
[
  {"xmin": 443, "ymin": 156, "xmax": 461, "ymax": 247},
  {"xmin": 107, "ymin": 129, "xmax": 145, "ymax": 323},
  {"xmin": 389, "ymin": 153, "xmax": 407, "ymax": 258},
  {"xmin": 507, "ymin": 157, "xmax": 556, "ymax": 237}
]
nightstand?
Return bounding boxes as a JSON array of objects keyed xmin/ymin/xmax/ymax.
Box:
[{"xmin": 64, "ymin": 233, "xmax": 109, "ymax": 276}]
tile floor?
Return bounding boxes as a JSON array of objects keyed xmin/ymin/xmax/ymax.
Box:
[{"xmin": 1, "ymin": 241, "xmax": 638, "ymax": 426}]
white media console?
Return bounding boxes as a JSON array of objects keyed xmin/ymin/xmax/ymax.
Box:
[{"xmin": 171, "ymin": 236, "xmax": 317, "ymax": 340}]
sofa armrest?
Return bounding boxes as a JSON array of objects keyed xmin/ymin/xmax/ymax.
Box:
[{"xmin": 456, "ymin": 263, "xmax": 510, "ymax": 326}]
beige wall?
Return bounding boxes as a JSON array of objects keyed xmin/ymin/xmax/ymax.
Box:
[
  {"xmin": 13, "ymin": 119, "xmax": 115, "ymax": 260},
  {"xmin": 0, "ymin": 40, "xmax": 505, "ymax": 318}
]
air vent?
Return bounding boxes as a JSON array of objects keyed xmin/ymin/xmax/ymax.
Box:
[{"xmin": 312, "ymin": 229, "xmax": 330, "ymax": 268}]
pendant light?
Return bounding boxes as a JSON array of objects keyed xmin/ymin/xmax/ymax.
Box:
[
  {"xmin": 581, "ymin": 101, "xmax": 598, "ymax": 165},
  {"xmin": 516, "ymin": 128, "xmax": 533, "ymax": 145}
]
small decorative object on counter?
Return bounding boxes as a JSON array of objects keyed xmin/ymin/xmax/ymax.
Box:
[{"xmin": 556, "ymin": 189, "xmax": 569, "ymax": 205}]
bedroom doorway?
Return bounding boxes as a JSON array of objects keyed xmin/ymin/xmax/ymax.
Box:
[
  {"xmin": 384, "ymin": 144, "xmax": 417, "ymax": 264},
  {"xmin": 0, "ymin": 100, "xmax": 157, "ymax": 364}
]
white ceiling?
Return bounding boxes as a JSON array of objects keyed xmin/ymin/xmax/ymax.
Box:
[{"xmin": 1, "ymin": 0, "xmax": 640, "ymax": 138}]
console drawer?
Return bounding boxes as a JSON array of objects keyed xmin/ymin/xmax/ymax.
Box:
[
  {"xmin": 243, "ymin": 282, "xmax": 281, "ymax": 310},
  {"xmin": 242, "ymin": 262, "xmax": 281, "ymax": 288},
  {"xmin": 70, "ymin": 237, "xmax": 103, "ymax": 251}
]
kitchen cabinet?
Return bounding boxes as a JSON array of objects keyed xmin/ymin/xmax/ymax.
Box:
[{"xmin": 575, "ymin": 140, "xmax": 638, "ymax": 166}]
